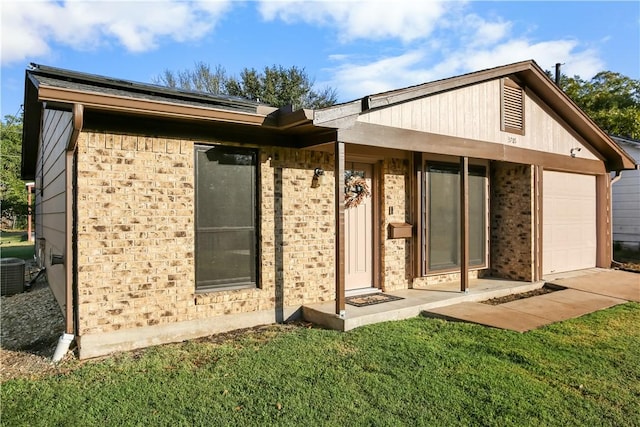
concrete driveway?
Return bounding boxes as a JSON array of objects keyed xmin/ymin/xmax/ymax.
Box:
[{"xmin": 423, "ymin": 269, "xmax": 639, "ymax": 332}]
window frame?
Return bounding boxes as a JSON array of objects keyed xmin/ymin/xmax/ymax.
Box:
[
  {"xmin": 194, "ymin": 144, "xmax": 261, "ymax": 292},
  {"xmin": 421, "ymin": 161, "xmax": 489, "ymax": 275}
]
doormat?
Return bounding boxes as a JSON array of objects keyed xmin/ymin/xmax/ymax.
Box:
[{"xmin": 346, "ymin": 293, "xmax": 404, "ymax": 307}]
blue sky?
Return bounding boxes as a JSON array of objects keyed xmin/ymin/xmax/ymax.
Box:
[{"xmin": 1, "ymin": 1, "xmax": 639, "ymax": 117}]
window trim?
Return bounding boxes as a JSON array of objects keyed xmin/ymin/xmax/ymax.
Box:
[
  {"xmin": 194, "ymin": 144, "xmax": 261, "ymax": 292},
  {"xmin": 501, "ymin": 78, "xmax": 525, "ymax": 136},
  {"xmin": 422, "ymin": 161, "xmax": 489, "ymax": 275}
]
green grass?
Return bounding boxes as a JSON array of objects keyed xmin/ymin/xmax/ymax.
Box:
[
  {"xmin": 2, "ymin": 303, "xmax": 639, "ymax": 426},
  {"xmin": 0, "ymin": 230, "xmax": 34, "ymax": 260}
]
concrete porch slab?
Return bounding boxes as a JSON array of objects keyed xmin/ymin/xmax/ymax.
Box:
[
  {"xmin": 499, "ymin": 289, "xmax": 622, "ymax": 322},
  {"xmin": 422, "ymin": 289, "xmax": 626, "ymax": 332},
  {"xmin": 546, "ymin": 270, "xmax": 639, "ymax": 302},
  {"xmin": 303, "ymin": 269, "xmax": 635, "ymax": 334},
  {"xmin": 423, "ymin": 302, "xmax": 551, "ymax": 332},
  {"xmin": 303, "ymin": 278, "xmax": 545, "ymax": 332}
]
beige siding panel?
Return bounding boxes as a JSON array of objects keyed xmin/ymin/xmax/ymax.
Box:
[
  {"xmin": 543, "ymin": 171, "xmax": 597, "ymax": 274},
  {"xmin": 358, "ymin": 80, "xmax": 599, "ymax": 160},
  {"xmin": 35, "ymin": 109, "xmax": 72, "ymax": 311}
]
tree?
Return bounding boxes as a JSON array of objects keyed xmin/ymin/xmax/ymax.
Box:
[
  {"xmin": 1, "ymin": 115, "xmax": 29, "ymax": 229},
  {"xmin": 155, "ymin": 61, "xmax": 228, "ymax": 95},
  {"xmin": 552, "ymin": 70, "xmax": 640, "ymax": 139},
  {"xmin": 153, "ymin": 63, "xmax": 338, "ymax": 110}
]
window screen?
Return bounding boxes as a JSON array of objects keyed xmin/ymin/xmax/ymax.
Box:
[
  {"xmin": 425, "ymin": 163, "xmax": 486, "ymax": 272},
  {"xmin": 195, "ymin": 145, "xmax": 258, "ymax": 290}
]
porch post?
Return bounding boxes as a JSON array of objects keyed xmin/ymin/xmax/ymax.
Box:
[
  {"xmin": 595, "ymin": 173, "xmax": 612, "ymax": 268},
  {"xmin": 460, "ymin": 156, "xmax": 469, "ymax": 292},
  {"xmin": 533, "ymin": 165, "xmax": 543, "ymax": 281},
  {"xmin": 335, "ymin": 141, "xmax": 346, "ymax": 317}
]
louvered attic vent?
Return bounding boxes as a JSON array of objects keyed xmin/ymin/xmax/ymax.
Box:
[{"xmin": 501, "ymin": 78, "xmax": 524, "ymax": 135}]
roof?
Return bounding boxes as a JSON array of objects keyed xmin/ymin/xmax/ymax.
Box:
[
  {"xmin": 28, "ymin": 63, "xmax": 261, "ymax": 113},
  {"xmin": 20, "ymin": 64, "xmax": 318, "ymax": 179},
  {"xmin": 21, "ymin": 60, "xmax": 637, "ymax": 179},
  {"xmin": 611, "ymin": 135, "xmax": 640, "ymax": 164},
  {"xmin": 611, "ymin": 135, "xmax": 640, "ymax": 147},
  {"xmin": 314, "ymin": 60, "xmax": 637, "ymax": 171}
]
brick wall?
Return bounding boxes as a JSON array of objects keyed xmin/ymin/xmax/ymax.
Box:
[
  {"xmin": 490, "ymin": 162, "xmax": 534, "ymax": 281},
  {"xmin": 76, "ymin": 131, "xmax": 335, "ymax": 336},
  {"xmin": 380, "ymin": 158, "xmax": 412, "ymax": 291}
]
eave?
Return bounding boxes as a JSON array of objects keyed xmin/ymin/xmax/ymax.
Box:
[
  {"xmin": 313, "ymin": 60, "xmax": 637, "ymax": 171},
  {"xmin": 37, "ymin": 84, "xmax": 267, "ymax": 126}
]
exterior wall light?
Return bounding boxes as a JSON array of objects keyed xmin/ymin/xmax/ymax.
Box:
[
  {"xmin": 570, "ymin": 147, "xmax": 581, "ymax": 158},
  {"xmin": 312, "ymin": 167, "xmax": 325, "ymax": 188}
]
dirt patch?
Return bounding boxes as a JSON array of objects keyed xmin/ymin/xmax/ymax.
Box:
[
  {"xmin": 0, "ymin": 275, "xmax": 69, "ymax": 382},
  {"xmin": 481, "ymin": 286, "xmax": 561, "ymax": 306},
  {"xmin": 1, "ymin": 272, "xmax": 312, "ymax": 381}
]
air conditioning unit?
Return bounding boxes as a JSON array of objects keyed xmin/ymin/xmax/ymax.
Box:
[{"xmin": 1, "ymin": 258, "xmax": 26, "ymax": 296}]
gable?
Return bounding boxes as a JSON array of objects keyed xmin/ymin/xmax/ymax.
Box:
[{"xmin": 356, "ymin": 79, "xmax": 601, "ymax": 161}]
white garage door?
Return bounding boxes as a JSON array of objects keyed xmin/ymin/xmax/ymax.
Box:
[{"xmin": 543, "ymin": 171, "xmax": 596, "ymax": 275}]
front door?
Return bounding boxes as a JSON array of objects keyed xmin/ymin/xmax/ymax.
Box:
[{"xmin": 345, "ymin": 162, "xmax": 373, "ymax": 291}]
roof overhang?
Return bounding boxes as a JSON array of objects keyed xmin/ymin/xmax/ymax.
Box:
[
  {"xmin": 20, "ymin": 65, "xmax": 328, "ymax": 179},
  {"xmin": 313, "ymin": 60, "xmax": 637, "ymax": 172}
]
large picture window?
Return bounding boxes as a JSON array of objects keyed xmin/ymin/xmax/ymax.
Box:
[
  {"xmin": 424, "ymin": 163, "xmax": 487, "ymax": 272},
  {"xmin": 195, "ymin": 145, "xmax": 259, "ymax": 291}
]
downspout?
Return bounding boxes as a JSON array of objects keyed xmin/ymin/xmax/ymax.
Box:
[
  {"xmin": 610, "ymin": 170, "xmax": 622, "ymax": 185},
  {"xmin": 609, "ymin": 170, "xmax": 623, "ymax": 269},
  {"xmin": 52, "ymin": 103, "xmax": 83, "ymax": 363}
]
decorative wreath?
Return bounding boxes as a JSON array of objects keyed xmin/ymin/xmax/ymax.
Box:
[{"xmin": 344, "ymin": 175, "xmax": 370, "ymax": 209}]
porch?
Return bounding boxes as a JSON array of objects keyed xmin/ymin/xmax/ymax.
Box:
[{"xmin": 303, "ymin": 277, "xmax": 545, "ymax": 331}]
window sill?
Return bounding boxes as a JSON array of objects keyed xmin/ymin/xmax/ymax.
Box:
[
  {"xmin": 195, "ymin": 283, "xmax": 258, "ymax": 294},
  {"xmin": 423, "ymin": 265, "xmax": 488, "ymax": 276}
]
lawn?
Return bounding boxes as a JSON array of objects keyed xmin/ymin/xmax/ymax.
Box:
[
  {"xmin": 2, "ymin": 303, "xmax": 639, "ymax": 426},
  {"xmin": 0, "ymin": 230, "xmax": 35, "ymax": 260}
]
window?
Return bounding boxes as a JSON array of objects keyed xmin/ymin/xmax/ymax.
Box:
[
  {"xmin": 501, "ymin": 78, "xmax": 524, "ymax": 135},
  {"xmin": 195, "ymin": 145, "xmax": 259, "ymax": 291},
  {"xmin": 423, "ymin": 163, "xmax": 487, "ymax": 273}
]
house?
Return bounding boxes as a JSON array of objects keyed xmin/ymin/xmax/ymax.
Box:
[
  {"xmin": 611, "ymin": 136, "xmax": 640, "ymax": 250},
  {"xmin": 21, "ymin": 61, "xmax": 636, "ymax": 359}
]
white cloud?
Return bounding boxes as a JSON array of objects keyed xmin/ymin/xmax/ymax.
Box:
[
  {"xmin": 326, "ymin": 38, "xmax": 604, "ymax": 101},
  {"xmin": 257, "ymin": 0, "xmax": 452, "ymax": 42},
  {"xmin": 328, "ymin": 51, "xmax": 432, "ymax": 98},
  {"xmin": 459, "ymin": 39, "xmax": 604, "ymax": 79},
  {"xmin": 0, "ymin": 0, "xmax": 232, "ymax": 66}
]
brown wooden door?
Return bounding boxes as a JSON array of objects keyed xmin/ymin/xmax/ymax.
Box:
[{"xmin": 345, "ymin": 162, "xmax": 373, "ymax": 291}]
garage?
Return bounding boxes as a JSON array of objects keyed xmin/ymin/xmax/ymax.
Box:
[{"xmin": 543, "ymin": 171, "xmax": 597, "ymax": 275}]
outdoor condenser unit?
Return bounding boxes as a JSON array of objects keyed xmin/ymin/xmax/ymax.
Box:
[{"xmin": 1, "ymin": 258, "xmax": 26, "ymax": 296}]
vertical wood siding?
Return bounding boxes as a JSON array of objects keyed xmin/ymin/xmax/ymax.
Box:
[{"xmin": 357, "ymin": 80, "xmax": 600, "ymax": 161}]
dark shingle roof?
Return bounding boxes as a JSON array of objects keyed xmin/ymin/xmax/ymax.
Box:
[{"xmin": 28, "ymin": 63, "xmax": 262, "ymax": 113}]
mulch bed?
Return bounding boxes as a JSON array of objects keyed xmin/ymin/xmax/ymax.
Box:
[{"xmin": 481, "ymin": 286, "xmax": 561, "ymax": 306}]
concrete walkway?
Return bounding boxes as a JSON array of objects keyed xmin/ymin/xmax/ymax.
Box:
[{"xmin": 423, "ymin": 269, "xmax": 638, "ymax": 332}]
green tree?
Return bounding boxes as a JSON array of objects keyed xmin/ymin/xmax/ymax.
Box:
[
  {"xmin": 1, "ymin": 114, "xmax": 29, "ymax": 228},
  {"xmin": 155, "ymin": 61, "xmax": 228, "ymax": 95},
  {"xmin": 552, "ymin": 70, "xmax": 640, "ymax": 139},
  {"xmin": 153, "ymin": 63, "xmax": 337, "ymax": 110}
]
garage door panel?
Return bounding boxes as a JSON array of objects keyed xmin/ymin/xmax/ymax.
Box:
[{"xmin": 543, "ymin": 171, "xmax": 596, "ymax": 275}]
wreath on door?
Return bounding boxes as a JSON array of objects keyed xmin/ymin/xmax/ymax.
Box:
[{"xmin": 344, "ymin": 175, "xmax": 371, "ymax": 209}]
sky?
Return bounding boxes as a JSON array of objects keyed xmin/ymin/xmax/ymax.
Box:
[{"xmin": 1, "ymin": 0, "xmax": 639, "ymax": 118}]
